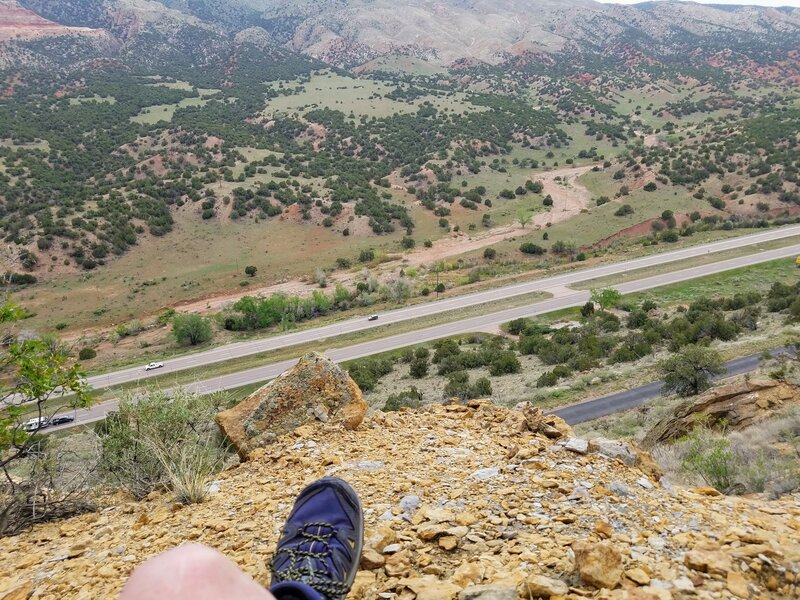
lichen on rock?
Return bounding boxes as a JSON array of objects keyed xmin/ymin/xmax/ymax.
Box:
[{"xmin": 216, "ymin": 352, "xmax": 367, "ymax": 458}]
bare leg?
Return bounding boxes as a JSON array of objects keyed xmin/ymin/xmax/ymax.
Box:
[{"xmin": 120, "ymin": 544, "xmax": 276, "ymax": 600}]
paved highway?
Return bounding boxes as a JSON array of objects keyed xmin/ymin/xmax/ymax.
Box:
[
  {"xmin": 553, "ymin": 347, "xmax": 796, "ymax": 424},
  {"xmin": 46, "ymin": 236, "xmax": 800, "ymax": 431},
  {"xmin": 85, "ymin": 225, "xmax": 800, "ymax": 393}
]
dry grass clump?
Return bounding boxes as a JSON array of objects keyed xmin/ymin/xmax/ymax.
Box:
[{"xmin": 654, "ymin": 406, "xmax": 800, "ymax": 497}]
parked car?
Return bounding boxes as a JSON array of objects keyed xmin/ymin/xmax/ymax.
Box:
[
  {"xmin": 144, "ymin": 361, "xmax": 164, "ymax": 371},
  {"xmin": 22, "ymin": 417, "xmax": 49, "ymax": 432},
  {"xmin": 50, "ymin": 415, "xmax": 75, "ymax": 426},
  {"xmin": 367, "ymin": 315, "xmax": 379, "ymax": 321}
]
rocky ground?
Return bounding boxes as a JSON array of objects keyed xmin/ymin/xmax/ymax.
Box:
[{"xmin": 1, "ymin": 400, "xmax": 799, "ymax": 600}]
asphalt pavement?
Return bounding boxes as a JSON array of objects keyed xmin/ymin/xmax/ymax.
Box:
[
  {"xmin": 83, "ymin": 224, "xmax": 800, "ymax": 392},
  {"xmin": 43, "ymin": 233, "xmax": 800, "ymax": 432},
  {"xmin": 553, "ymin": 347, "xmax": 795, "ymax": 424}
]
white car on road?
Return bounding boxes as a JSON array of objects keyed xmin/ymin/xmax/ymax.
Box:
[
  {"xmin": 22, "ymin": 417, "xmax": 49, "ymax": 432},
  {"xmin": 144, "ymin": 362, "xmax": 164, "ymax": 372}
]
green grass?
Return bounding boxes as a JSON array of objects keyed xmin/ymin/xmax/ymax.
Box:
[
  {"xmin": 68, "ymin": 95, "xmax": 117, "ymax": 105},
  {"xmin": 131, "ymin": 97, "xmax": 210, "ymax": 124},
  {"xmin": 13, "ymin": 205, "xmax": 416, "ymax": 332},
  {"xmin": 625, "ymin": 258, "xmax": 800, "ymax": 306},
  {"xmin": 541, "ymin": 186, "xmax": 708, "ymax": 248},
  {"xmin": 262, "ymin": 70, "xmax": 484, "ymax": 121},
  {"xmin": 573, "ymin": 235, "xmax": 800, "ymax": 290}
]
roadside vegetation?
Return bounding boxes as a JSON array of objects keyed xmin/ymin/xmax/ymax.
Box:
[
  {"xmin": 580, "ymin": 354, "xmax": 800, "ymax": 499},
  {"xmin": 350, "ymin": 275, "xmax": 800, "ymax": 412}
]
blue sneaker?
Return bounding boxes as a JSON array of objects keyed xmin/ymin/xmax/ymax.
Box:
[{"xmin": 269, "ymin": 478, "xmax": 364, "ymax": 600}]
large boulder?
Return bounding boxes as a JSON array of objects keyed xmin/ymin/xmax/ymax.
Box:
[
  {"xmin": 642, "ymin": 379, "xmax": 799, "ymax": 448},
  {"xmin": 216, "ymin": 352, "xmax": 367, "ymax": 458}
]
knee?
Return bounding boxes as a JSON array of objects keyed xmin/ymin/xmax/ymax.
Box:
[{"xmin": 122, "ymin": 544, "xmax": 231, "ymax": 598}]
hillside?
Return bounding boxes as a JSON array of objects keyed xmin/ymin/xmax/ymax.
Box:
[
  {"xmin": 4, "ymin": 0, "xmax": 800, "ymax": 69},
  {"xmin": 2, "ymin": 400, "xmax": 799, "ymax": 599},
  {"xmin": 0, "ymin": 0, "xmax": 103, "ymax": 41},
  {"xmin": 0, "ymin": 0, "xmax": 798, "ymax": 351}
]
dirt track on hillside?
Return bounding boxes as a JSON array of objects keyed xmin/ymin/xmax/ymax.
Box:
[
  {"xmin": 64, "ymin": 165, "xmax": 599, "ymax": 339},
  {"xmin": 531, "ymin": 164, "xmax": 595, "ymax": 228}
]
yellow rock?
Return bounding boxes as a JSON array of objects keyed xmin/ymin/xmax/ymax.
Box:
[
  {"xmin": 439, "ymin": 536, "xmax": 459, "ymax": 551},
  {"xmin": 573, "ymin": 540, "xmax": 624, "ymax": 589},
  {"xmin": 0, "ymin": 583, "xmax": 33, "ymax": 600},
  {"xmin": 520, "ymin": 574, "xmax": 569, "ymax": 598},
  {"xmin": 399, "ymin": 575, "xmax": 461, "ymax": 600},
  {"xmin": 683, "ymin": 548, "xmax": 732, "ymax": 576},
  {"xmin": 727, "ymin": 571, "xmax": 750, "ymax": 598},
  {"xmin": 625, "ymin": 568, "xmax": 651, "ymax": 585},
  {"xmin": 595, "ymin": 520, "xmax": 614, "ymax": 539}
]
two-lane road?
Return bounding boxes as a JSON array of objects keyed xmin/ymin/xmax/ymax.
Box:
[
  {"xmin": 46, "ymin": 234, "xmax": 800, "ymax": 431},
  {"xmin": 86, "ymin": 225, "xmax": 800, "ymax": 393}
]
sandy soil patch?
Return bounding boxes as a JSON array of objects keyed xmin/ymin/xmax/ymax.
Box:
[{"xmin": 530, "ymin": 165, "xmax": 595, "ymax": 229}]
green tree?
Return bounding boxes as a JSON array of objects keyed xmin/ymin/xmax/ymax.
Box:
[
  {"xmin": 1, "ymin": 301, "xmax": 92, "ymax": 536},
  {"xmin": 172, "ymin": 314, "xmax": 213, "ymax": 347},
  {"xmin": 590, "ymin": 288, "xmax": 622, "ymax": 311},
  {"xmin": 244, "ymin": 265, "xmax": 257, "ymax": 277},
  {"xmin": 659, "ymin": 345, "xmax": 725, "ymax": 397}
]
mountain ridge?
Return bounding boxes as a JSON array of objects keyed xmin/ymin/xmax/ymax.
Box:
[{"xmin": 4, "ymin": 0, "xmax": 799, "ymax": 69}]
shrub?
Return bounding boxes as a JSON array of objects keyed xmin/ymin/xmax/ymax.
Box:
[
  {"xmin": 444, "ymin": 371, "xmax": 471, "ymax": 400},
  {"xmin": 98, "ymin": 390, "xmax": 229, "ymax": 502},
  {"xmin": 551, "ymin": 240, "xmax": 576, "ymax": 257},
  {"xmin": 172, "ymin": 314, "xmax": 213, "ymax": 347},
  {"xmin": 643, "ymin": 182, "xmax": 657, "ymax": 192},
  {"xmin": 472, "ymin": 377, "xmax": 492, "ymax": 397},
  {"xmin": 678, "ymin": 426, "xmax": 735, "ymax": 492},
  {"xmin": 348, "ymin": 358, "xmax": 393, "ymax": 392},
  {"xmin": 383, "ymin": 387, "xmax": 423, "ymax": 412},
  {"xmin": 157, "ymin": 308, "xmax": 176, "ymax": 326},
  {"xmin": 359, "ymin": 249, "xmax": 375, "ymax": 263},
  {"xmin": 409, "ymin": 357, "xmax": 429, "ymax": 378},
  {"xmin": 483, "ymin": 247, "xmax": 497, "ymax": 260},
  {"xmin": 542, "ymin": 195, "xmax": 553, "ymax": 207},
  {"xmin": 536, "ymin": 371, "xmax": 559, "ymax": 388},
  {"xmin": 520, "ymin": 243, "xmax": 545, "ymax": 255},
  {"xmin": 78, "ymin": 348, "xmax": 97, "ymax": 361},
  {"xmin": 591, "ymin": 288, "xmax": 622, "ymax": 311},
  {"xmin": 488, "ymin": 351, "xmax": 521, "ymax": 376},
  {"xmin": 244, "ymin": 265, "xmax": 257, "ymax": 277},
  {"xmin": 708, "ymin": 197, "xmax": 726, "ymax": 210},
  {"xmin": 641, "ymin": 300, "xmax": 658, "ymax": 312},
  {"xmin": 507, "ymin": 318, "xmax": 530, "ymax": 336},
  {"xmin": 627, "ymin": 311, "xmax": 649, "ymax": 329},
  {"xmin": 443, "ymin": 371, "xmax": 492, "ymax": 401},
  {"xmin": 581, "ymin": 302, "xmax": 595, "ymax": 318},
  {"xmin": 614, "ymin": 204, "xmax": 634, "ymax": 217},
  {"xmin": 661, "ymin": 230, "xmax": 679, "ymax": 243}
]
